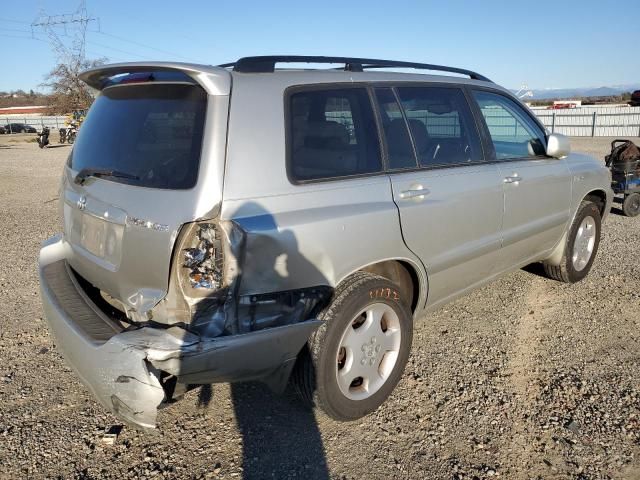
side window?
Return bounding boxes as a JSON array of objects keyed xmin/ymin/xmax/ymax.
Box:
[
  {"xmin": 289, "ymin": 87, "xmax": 381, "ymax": 182},
  {"xmin": 374, "ymin": 88, "xmax": 417, "ymax": 170},
  {"xmin": 396, "ymin": 87, "xmax": 483, "ymax": 167},
  {"xmin": 472, "ymin": 91, "xmax": 546, "ymax": 160}
]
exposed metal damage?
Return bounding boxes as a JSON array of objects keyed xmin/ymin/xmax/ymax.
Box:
[
  {"xmin": 38, "ymin": 219, "xmax": 333, "ymax": 430},
  {"xmin": 85, "ymin": 318, "xmax": 323, "ymax": 431},
  {"xmin": 183, "ymin": 223, "xmax": 223, "ymax": 290},
  {"xmin": 149, "ymin": 219, "xmax": 332, "ymax": 339}
]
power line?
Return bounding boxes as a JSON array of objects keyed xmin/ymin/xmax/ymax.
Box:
[
  {"xmin": 0, "ymin": 17, "xmax": 30, "ymax": 24},
  {"xmin": 0, "ymin": 33, "xmax": 46, "ymax": 42},
  {"xmin": 92, "ymin": 30, "xmax": 200, "ymax": 62},
  {"xmin": 0, "ymin": 26, "xmax": 34, "ymax": 34},
  {"xmin": 0, "ymin": 25, "xmax": 142, "ymax": 61},
  {"xmin": 85, "ymin": 39, "xmax": 148, "ymax": 60},
  {"xmin": 85, "ymin": 49, "xmax": 122, "ymax": 62},
  {"xmin": 7, "ymin": 8, "xmax": 205, "ymax": 64}
]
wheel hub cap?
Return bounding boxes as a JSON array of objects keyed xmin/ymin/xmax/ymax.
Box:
[
  {"xmin": 572, "ymin": 215, "xmax": 596, "ymax": 272},
  {"xmin": 361, "ymin": 337, "xmax": 381, "ymax": 366},
  {"xmin": 335, "ymin": 303, "xmax": 401, "ymax": 401}
]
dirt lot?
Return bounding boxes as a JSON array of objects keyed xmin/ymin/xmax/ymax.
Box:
[{"xmin": 0, "ymin": 138, "xmax": 639, "ymax": 480}]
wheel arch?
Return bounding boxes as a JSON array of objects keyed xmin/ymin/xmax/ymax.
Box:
[
  {"xmin": 340, "ymin": 258, "xmax": 427, "ymax": 316},
  {"xmin": 544, "ymin": 190, "xmax": 607, "ymax": 267},
  {"xmin": 583, "ymin": 189, "xmax": 608, "ymax": 218}
]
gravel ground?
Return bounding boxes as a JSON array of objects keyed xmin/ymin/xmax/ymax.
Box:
[{"xmin": 0, "ymin": 138, "xmax": 639, "ymax": 480}]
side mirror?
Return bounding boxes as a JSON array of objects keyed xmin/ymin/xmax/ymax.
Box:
[{"xmin": 546, "ymin": 133, "xmax": 570, "ymax": 159}]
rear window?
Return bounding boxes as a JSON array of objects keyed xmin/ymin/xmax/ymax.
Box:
[
  {"xmin": 70, "ymin": 83, "xmax": 207, "ymax": 189},
  {"xmin": 288, "ymin": 87, "xmax": 381, "ymax": 182}
]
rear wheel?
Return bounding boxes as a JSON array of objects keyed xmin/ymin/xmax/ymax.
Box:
[
  {"xmin": 294, "ymin": 272, "xmax": 413, "ymax": 421},
  {"xmin": 622, "ymin": 193, "xmax": 640, "ymax": 217},
  {"xmin": 543, "ymin": 200, "xmax": 601, "ymax": 283}
]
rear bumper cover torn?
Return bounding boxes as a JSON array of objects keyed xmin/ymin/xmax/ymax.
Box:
[{"xmin": 39, "ymin": 236, "xmax": 320, "ymax": 430}]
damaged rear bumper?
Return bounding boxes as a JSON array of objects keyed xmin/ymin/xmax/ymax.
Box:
[{"xmin": 38, "ymin": 235, "xmax": 321, "ymax": 430}]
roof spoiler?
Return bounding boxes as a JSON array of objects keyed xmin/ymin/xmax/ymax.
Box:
[{"xmin": 79, "ymin": 62, "xmax": 231, "ymax": 95}]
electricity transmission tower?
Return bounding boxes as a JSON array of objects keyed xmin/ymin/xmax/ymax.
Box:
[{"xmin": 31, "ymin": 0, "xmax": 99, "ymax": 64}]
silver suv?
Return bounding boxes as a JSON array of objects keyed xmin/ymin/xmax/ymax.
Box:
[{"xmin": 38, "ymin": 56, "xmax": 613, "ymax": 430}]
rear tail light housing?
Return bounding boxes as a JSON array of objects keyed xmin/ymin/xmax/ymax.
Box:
[
  {"xmin": 182, "ymin": 223, "xmax": 224, "ymax": 291},
  {"xmin": 148, "ymin": 219, "xmax": 245, "ymax": 330},
  {"xmin": 175, "ymin": 221, "xmax": 231, "ymax": 299}
]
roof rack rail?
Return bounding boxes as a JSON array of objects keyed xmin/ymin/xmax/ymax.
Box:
[{"xmin": 219, "ymin": 55, "xmax": 492, "ymax": 82}]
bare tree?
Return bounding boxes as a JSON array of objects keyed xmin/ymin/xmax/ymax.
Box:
[{"xmin": 42, "ymin": 57, "xmax": 106, "ymax": 114}]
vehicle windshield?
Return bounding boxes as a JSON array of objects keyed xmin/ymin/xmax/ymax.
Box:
[{"xmin": 70, "ymin": 82, "xmax": 207, "ymax": 189}]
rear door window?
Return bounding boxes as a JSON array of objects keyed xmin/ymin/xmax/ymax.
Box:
[
  {"xmin": 70, "ymin": 83, "xmax": 207, "ymax": 189},
  {"xmin": 288, "ymin": 87, "xmax": 381, "ymax": 182},
  {"xmin": 472, "ymin": 90, "xmax": 546, "ymax": 160},
  {"xmin": 396, "ymin": 86, "xmax": 483, "ymax": 167}
]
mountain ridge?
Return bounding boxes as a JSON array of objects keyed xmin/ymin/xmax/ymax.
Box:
[{"xmin": 512, "ymin": 83, "xmax": 640, "ymax": 100}]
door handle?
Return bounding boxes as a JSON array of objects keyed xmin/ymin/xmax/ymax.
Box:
[
  {"xmin": 399, "ymin": 187, "xmax": 430, "ymax": 200},
  {"xmin": 504, "ymin": 174, "xmax": 522, "ymax": 184}
]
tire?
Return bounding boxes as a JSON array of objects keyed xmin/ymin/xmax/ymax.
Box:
[
  {"xmin": 543, "ymin": 200, "xmax": 601, "ymax": 283},
  {"xmin": 622, "ymin": 193, "xmax": 640, "ymax": 217},
  {"xmin": 293, "ymin": 271, "xmax": 413, "ymax": 421}
]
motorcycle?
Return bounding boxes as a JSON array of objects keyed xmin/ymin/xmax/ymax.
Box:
[
  {"xmin": 67, "ymin": 125, "xmax": 77, "ymax": 144},
  {"xmin": 59, "ymin": 127, "xmax": 67, "ymax": 144},
  {"xmin": 37, "ymin": 127, "xmax": 50, "ymax": 149}
]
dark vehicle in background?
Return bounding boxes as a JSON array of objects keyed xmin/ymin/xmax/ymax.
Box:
[
  {"xmin": 3, "ymin": 123, "xmax": 37, "ymax": 134},
  {"xmin": 630, "ymin": 90, "xmax": 640, "ymax": 107},
  {"xmin": 0, "ymin": 126, "xmax": 5, "ymax": 134},
  {"xmin": 37, "ymin": 127, "xmax": 50, "ymax": 149}
]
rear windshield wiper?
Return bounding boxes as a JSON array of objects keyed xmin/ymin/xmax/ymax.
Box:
[{"xmin": 74, "ymin": 167, "xmax": 140, "ymax": 185}]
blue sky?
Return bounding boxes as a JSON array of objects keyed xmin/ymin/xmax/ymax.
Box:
[{"xmin": 2, "ymin": 0, "xmax": 639, "ymax": 92}]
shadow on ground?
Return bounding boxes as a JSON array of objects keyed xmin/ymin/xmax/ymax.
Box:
[
  {"xmin": 44, "ymin": 144, "xmax": 72, "ymax": 149},
  {"xmin": 610, "ymin": 196, "xmax": 629, "ymax": 216},
  {"xmin": 197, "ymin": 383, "xmax": 329, "ymax": 480},
  {"xmin": 522, "ymin": 262, "xmax": 548, "ymax": 279}
]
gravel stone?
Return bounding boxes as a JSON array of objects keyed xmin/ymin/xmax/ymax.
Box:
[{"xmin": 0, "ymin": 138, "xmax": 638, "ymax": 479}]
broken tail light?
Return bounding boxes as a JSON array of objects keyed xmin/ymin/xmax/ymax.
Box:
[
  {"xmin": 180, "ymin": 223, "xmax": 224, "ymax": 291},
  {"xmin": 150, "ymin": 219, "xmax": 244, "ymax": 331}
]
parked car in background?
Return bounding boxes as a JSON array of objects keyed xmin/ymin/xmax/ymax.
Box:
[
  {"xmin": 629, "ymin": 90, "xmax": 640, "ymax": 107},
  {"xmin": 0, "ymin": 126, "xmax": 5, "ymax": 134},
  {"xmin": 3, "ymin": 123, "xmax": 37, "ymax": 133},
  {"xmin": 39, "ymin": 56, "xmax": 613, "ymax": 431}
]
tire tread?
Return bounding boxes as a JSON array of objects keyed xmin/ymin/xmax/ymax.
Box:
[
  {"xmin": 293, "ymin": 271, "xmax": 411, "ymax": 421},
  {"xmin": 542, "ymin": 200, "xmax": 601, "ymax": 283},
  {"xmin": 294, "ymin": 271, "xmax": 380, "ymax": 406}
]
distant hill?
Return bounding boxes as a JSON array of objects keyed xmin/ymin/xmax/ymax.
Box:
[
  {"xmin": 520, "ymin": 84, "xmax": 640, "ymax": 100},
  {"xmin": 0, "ymin": 90, "xmax": 52, "ymax": 108}
]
